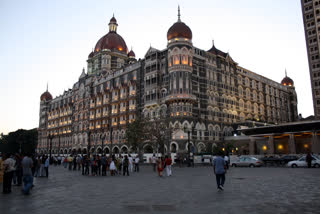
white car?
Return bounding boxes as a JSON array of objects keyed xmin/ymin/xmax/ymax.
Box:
[{"xmin": 287, "ymin": 155, "xmax": 320, "ymax": 168}]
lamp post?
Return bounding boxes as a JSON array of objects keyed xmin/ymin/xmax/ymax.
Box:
[
  {"xmin": 48, "ymin": 134, "xmax": 54, "ymax": 160},
  {"xmin": 101, "ymin": 133, "xmax": 105, "ymax": 156},
  {"xmin": 87, "ymin": 131, "xmax": 91, "ymax": 158},
  {"xmin": 58, "ymin": 135, "xmax": 61, "ymax": 156},
  {"xmin": 110, "ymin": 127, "xmax": 113, "ymax": 156}
]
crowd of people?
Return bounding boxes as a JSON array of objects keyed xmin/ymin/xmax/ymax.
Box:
[
  {"xmin": 0, "ymin": 153, "xmax": 50, "ymax": 195},
  {"xmin": 58, "ymin": 153, "xmax": 173, "ymax": 178},
  {"xmin": 0, "ymin": 152, "xmax": 175, "ymax": 195}
]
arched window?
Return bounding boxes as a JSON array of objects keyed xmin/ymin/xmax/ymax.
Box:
[
  {"xmin": 173, "ymin": 55, "xmax": 180, "ymax": 65},
  {"xmin": 181, "ymin": 55, "xmax": 188, "ymax": 65}
]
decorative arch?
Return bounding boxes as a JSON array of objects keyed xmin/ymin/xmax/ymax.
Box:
[
  {"xmin": 197, "ymin": 142, "xmax": 206, "ymax": 153},
  {"xmin": 121, "ymin": 145, "xmax": 128, "ymax": 154},
  {"xmin": 113, "ymin": 146, "xmax": 120, "ymax": 154},
  {"xmin": 170, "ymin": 141, "xmax": 179, "ymax": 153},
  {"xmin": 143, "ymin": 144, "xmax": 153, "ymax": 153}
]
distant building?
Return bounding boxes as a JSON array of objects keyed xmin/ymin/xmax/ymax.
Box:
[
  {"xmin": 38, "ymin": 9, "xmax": 298, "ymax": 155},
  {"xmin": 301, "ymin": 0, "xmax": 320, "ymax": 118}
]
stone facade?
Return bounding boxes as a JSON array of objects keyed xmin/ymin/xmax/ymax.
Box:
[
  {"xmin": 301, "ymin": 0, "xmax": 320, "ymax": 118},
  {"xmin": 37, "ymin": 10, "xmax": 298, "ymax": 155}
]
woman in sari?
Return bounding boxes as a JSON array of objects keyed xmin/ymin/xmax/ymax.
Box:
[{"xmin": 157, "ymin": 157, "xmax": 165, "ymax": 177}]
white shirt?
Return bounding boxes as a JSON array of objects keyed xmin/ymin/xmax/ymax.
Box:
[
  {"xmin": 128, "ymin": 157, "xmax": 133, "ymax": 164},
  {"xmin": 135, "ymin": 157, "xmax": 140, "ymax": 164},
  {"xmin": 224, "ymin": 156, "xmax": 229, "ymax": 162},
  {"xmin": 4, "ymin": 158, "xmax": 16, "ymax": 172},
  {"xmin": 151, "ymin": 156, "xmax": 156, "ymax": 164}
]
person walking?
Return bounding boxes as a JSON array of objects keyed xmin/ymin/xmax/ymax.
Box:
[
  {"xmin": 306, "ymin": 152, "xmax": 313, "ymax": 168},
  {"xmin": 76, "ymin": 155, "xmax": 81, "ymax": 171},
  {"xmin": 0, "ymin": 155, "xmax": 4, "ymax": 184},
  {"xmin": 151, "ymin": 154, "xmax": 157, "ymax": 172},
  {"xmin": 21, "ymin": 153, "xmax": 33, "ymax": 195},
  {"xmin": 14, "ymin": 154, "xmax": 23, "ymax": 186},
  {"xmin": 165, "ymin": 155, "xmax": 172, "ymax": 176},
  {"xmin": 2, "ymin": 154, "xmax": 15, "ymax": 194},
  {"xmin": 101, "ymin": 155, "xmax": 107, "ymax": 176},
  {"xmin": 157, "ymin": 157, "xmax": 165, "ymax": 177},
  {"xmin": 110, "ymin": 157, "xmax": 116, "ymax": 176},
  {"xmin": 134, "ymin": 156, "xmax": 140, "ymax": 172},
  {"xmin": 44, "ymin": 156, "xmax": 50, "ymax": 177},
  {"xmin": 224, "ymin": 154, "xmax": 229, "ymax": 170},
  {"xmin": 213, "ymin": 151, "xmax": 227, "ymax": 191},
  {"xmin": 128, "ymin": 155, "xmax": 133, "ymax": 173},
  {"xmin": 84, "ymin": 156, "xmax": 90, "ymax": 175},
  {"xmin": 67, "ymin": 155, "xmax": 72, "ymax": 170},
  {"xmin": 123, "ymin": 155, "xmax": 129, "ymax": 176}
]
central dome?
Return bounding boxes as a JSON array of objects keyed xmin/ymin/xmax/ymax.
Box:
[
  {"xmin": 94, "ymin": 32, "xmax": 127, "ymax": 53},
  {"xmin": 167, "ymin": 22, "xmax": 192, "ymax": 40},
  {"xmin": 94, "ymin": 16, "xmax": 128, "ymax": 54},
  {"xmin": 167, "ymin": 7, "xmax": 192, "ymax": 41}
]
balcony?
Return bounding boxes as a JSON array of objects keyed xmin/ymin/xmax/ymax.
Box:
[{"xmin": 165, "ymin": 93, "xmax": 197, "ymax": 103}]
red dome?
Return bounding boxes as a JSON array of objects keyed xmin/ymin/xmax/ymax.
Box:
[
  {"xmin": 94, "ymin": 32, "xmax": 128, "ymax": 53},
  {"xmin": 281, "ymin": 76, "xmax": 294, "ymax": 86},
  {"xmin": 40, "ymin": 91, "xmax": 52, "ymax": 101},
  {"xmin": 167, "ymin": 22, "xmax": 192, "ymax": 40},
  {"xmin": 128, "ymin": 50, "xmax": 135, "ymax": 58}
]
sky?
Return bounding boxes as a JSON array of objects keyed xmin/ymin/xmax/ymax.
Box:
[{"xmin": 0, "ymin": 0, "xmax": 312, "ymax": 134}]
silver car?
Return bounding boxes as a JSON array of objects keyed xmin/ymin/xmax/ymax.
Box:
[{"xmin": 231, "ymin": 157, "xmax": 263, "ymax": 167}]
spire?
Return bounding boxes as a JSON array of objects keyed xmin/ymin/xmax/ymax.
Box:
[
  {"xmin": 285, "ymin": 68, "xmax": 287, "ymax": 77},
  {"xmin": 178, "ymin": 5, "xmax": 181, "ymax": 22},
  {"xmin": 46, "ymin": 82, "xmax": 48, "ymax": 92}
]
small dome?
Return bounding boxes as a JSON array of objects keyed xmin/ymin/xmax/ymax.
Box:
[
  {"xmin": 110, "ymin": 16, "xmax": 117, "ymax": 23},
  {"xmin": 167, "ymin": 22, "xmax": 192, "ymax": 40},
  {"xmin": 88, "ymin": 51, "xmax": 94, "ymax": 58},
  {"xmin": 128, "ymin": 49, "xmax": 135, "ymax": 58},
  {"xmin": 281, "ymin": 76, "xmax": 294, "ymax": 86},
  {"xmin": 40, "ymin": 91, "xmax": 52, "ymax": 101},
  {"xmin": 167, "ymin": 7, "xmax": 192, "ymax": 41}
]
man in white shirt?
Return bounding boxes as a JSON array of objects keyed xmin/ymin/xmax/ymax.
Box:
[
  {"xmin": 128, "ymin": 155, "xmax": 133, "ymax": 173},
  {"xmin": 224, "ymin": 155, "xmax": 229, "ymax": 169},
  {"xmin": 151, "ymin": 154, "xmax": 156, "ymax": 172},
  {"xmin": 3, "ymin": 154, "xmax": 15, "ymax": 194},
  {"xmin": 134, "ymin": 156, "xmax": 140, "ymax": 172}
]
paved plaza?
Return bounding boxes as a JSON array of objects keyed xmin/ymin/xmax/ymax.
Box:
[{"xmin": 1, "ymin": 165, "xmax": 320, "ymax": 214}]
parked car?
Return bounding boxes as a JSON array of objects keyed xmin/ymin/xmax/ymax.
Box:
[
  {"xmin": 279, "ymin": 155, "xmax": 298, "ymax": 164},
  {"xmin": 287, "ymin": 155, "xmax": 320, "ymax": 168},
  {"xmin": 231, "ymin": 157, "xmax": 263, "ymax": 167},
  {"xmin": 261, "ymin": 155, "xmax": 299, "ymax": 166}
]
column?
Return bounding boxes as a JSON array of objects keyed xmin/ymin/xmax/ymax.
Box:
[
  {"xmin": 249, "ymin": 137, "xmax": 256, "ymax": 155},
  {"xmin": 312, "ymin": 131, "xmax": 320, "ymax": 154},
  {"xmin": 268, "ymin": 135, "xmax": 274, "ymax": 155},
  {"xmin": 288, "ymin": 134, "xmax": 296, "ymax": 154}
]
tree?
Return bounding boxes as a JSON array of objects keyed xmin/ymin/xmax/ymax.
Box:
[
  {"xmin": 145, "ymin": 115, "xmax": 172, "ymax": 155},
  {"xmin": 125, "ymin": 118, "xmax": 147, "ymax": 158},
  {"xmin": 0, "ymin": 128, "xmax": 38, "ymax": 154}
]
